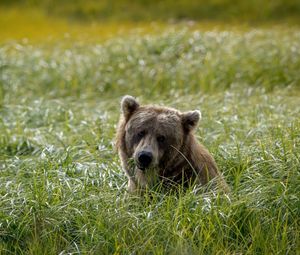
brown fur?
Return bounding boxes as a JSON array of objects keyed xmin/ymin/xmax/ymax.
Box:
[{"xmin": 115, "ymin": 95, "xmax": 228, "ymax": 193}]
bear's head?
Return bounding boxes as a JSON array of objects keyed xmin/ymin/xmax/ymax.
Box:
[{"xmin": 120, "ymin": 95, "xmax": 201, "ymax": 172}]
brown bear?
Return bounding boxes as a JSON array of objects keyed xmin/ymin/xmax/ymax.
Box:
[{"xmin": 116, "ymin": 95, "xmax": 228, "ymax": 193}]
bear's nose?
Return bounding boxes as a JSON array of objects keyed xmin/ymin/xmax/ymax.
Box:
[{"xmin": 137, "ymin": 151, "xmax": 153, "ymax": 169}]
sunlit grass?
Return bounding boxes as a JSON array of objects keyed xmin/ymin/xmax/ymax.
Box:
[
  {"xmin": 1, "ymin": 29, "xmax": 299, "ymax": 103},
  {"xmin": 0, "ymin": 7, "xmax": 198, "ymax": 43},
  {"xmin": 1, "ymin": 7, "xmax": 299, "ymax": 44},
  {"xmin": 0, "ymin": 16, "xmax": 300, "ymax": 254},
  {"xmin": 0, "ymin": 7, "xmax": 155, "ymax": 43},
  {"xmin": 1, "ymin": 88, "xmax": 299, "ymax": 254},
  {"xmin": 1, "ymin": 7, "xmax": 194, "ymax": 43}
]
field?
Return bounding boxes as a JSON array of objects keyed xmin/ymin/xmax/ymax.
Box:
[{"xmin": 1, "ymin": 2, "xmax": 300, "ymax": 254}]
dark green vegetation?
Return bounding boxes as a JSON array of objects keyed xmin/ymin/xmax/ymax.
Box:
[
  {"xmin": 1, "ymin": 0, "xmax": 300, "ymax": 23},
  {"xmin": 1, "ymin": 30, "xmax": 300, "ymax": 254}
]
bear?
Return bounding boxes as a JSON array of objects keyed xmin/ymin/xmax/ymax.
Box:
[{"xmin": 115, "ymin": 95, "xmax": 228, "ymax": 193}]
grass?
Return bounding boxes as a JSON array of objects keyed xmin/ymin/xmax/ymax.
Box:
[
  {"xmin": 0, "ymin": 7, "xmax": 179, "ymax": 43},
  {"xmin": 1, "ymin": 20, "xmax": 300, "ymax": 254},
  {"xmin": 3, "ymin": 0, "xmax": 300, "ymax": 23},
  {"xmin": 2, "ymin": 6, "xmax": 288, "ymax": 44}
]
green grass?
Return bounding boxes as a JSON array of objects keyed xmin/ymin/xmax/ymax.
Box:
[
  {"xmin": 0, "ymin": 28, "xmax": 300, "ymax": 254},
  {"xmin": 2, "ymin": 0, "xmax": 300, "ymax": 23}
]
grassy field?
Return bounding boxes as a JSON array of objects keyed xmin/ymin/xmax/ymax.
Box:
[
  {"xmin": 2, "ymin": 0, "xmax": 300, "ymax": 23},
  {"xmin": 1, "ymin": 5, "xmax": 300, "ymax": 254}
]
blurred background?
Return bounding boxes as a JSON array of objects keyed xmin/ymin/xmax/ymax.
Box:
[{"xmin": 1, "ymin": 0, "xmax": 300, "ymax": 42}]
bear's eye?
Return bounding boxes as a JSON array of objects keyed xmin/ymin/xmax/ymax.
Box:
[
  {"xmin": 157, "ymin": 135, "xmax": 166, "ymax": 143},
  {"xmin": 138, "ymin": 130, "xmax": 146, "ymax": 138}
]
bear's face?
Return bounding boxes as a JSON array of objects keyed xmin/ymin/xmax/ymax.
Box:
[
  {"xmin": 120, "ymin": 96, "xmax": 201, "ymax": 174},
  {"xmin": 125, "ymin": 108, "xmax": 183, "ymax": 170}
]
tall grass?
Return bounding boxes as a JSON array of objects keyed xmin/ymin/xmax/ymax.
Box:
[
  {"xmin": 1, "ymin": 29, "xmax": 300, "ymax": 102},
  {"xmin": 0, "ymin": 29, "xmax": 300, "ymax": 254}
]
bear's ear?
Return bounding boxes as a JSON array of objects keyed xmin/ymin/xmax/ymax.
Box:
[
  {"xmin": 181, "ymin": 110, "xmax": 201, "ymax": 132},
  {"xmin": 121, "ymin": 95, "xmax": 139, "ymax": 120}
]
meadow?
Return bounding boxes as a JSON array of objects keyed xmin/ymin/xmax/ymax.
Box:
[{"xmin": 1, "ymin": 3, "xmax": 300, "ymax": 254}]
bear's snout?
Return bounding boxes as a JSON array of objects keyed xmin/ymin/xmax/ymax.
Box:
[{"xmin": 137, "ymin": 151, "xmax": 153, "ymax": 170}]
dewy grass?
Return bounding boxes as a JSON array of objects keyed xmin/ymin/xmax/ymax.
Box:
[
  {"xmin": 1, "ymin": 29, "xmax": 299, "ymax": 104},
  {"xmin": 0, "ymin": 28, "xmax": 300, "ymax": 254}
]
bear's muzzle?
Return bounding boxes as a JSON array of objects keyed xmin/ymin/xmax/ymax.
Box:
[{"xmin": 137, "ymin": 151, "xmax": 153, "ymax": 170}]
